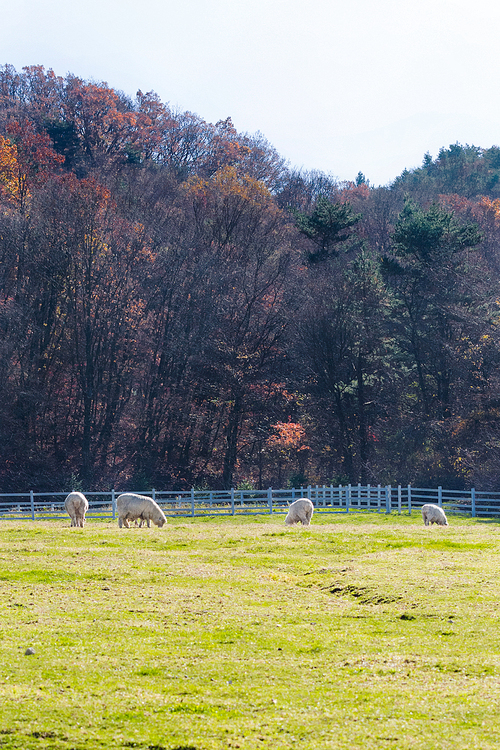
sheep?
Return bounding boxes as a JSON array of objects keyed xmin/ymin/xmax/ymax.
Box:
[
  {"xmin": 64, "ymin": 491, "xmax": 89, "ymax": 528},
  {"xmin": 285, "ymin": 497, "xmax": 314, "ymax": 526},
  {"xmin": 116, "ymin": 493, "xmax": 167, "ymax": 529},
  {"xmin": 421, "ymin": 503, "xmax": 448, "ymax": 526}
]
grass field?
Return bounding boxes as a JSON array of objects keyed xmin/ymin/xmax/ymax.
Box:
[{"xmin": 0, "ymin": 511, "xmax": 499, "ymax": 749}]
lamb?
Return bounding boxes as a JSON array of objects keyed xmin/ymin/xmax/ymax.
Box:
[
  {"xmin": 285, "ymin": 497, "xmax": 314, "ymax": 526},
  {"xmin": 116, "ymin": 493, "xmax": 167, "ymax": 529},
  {"xmin": 64, "ymin": 491, "xmax": 89, "ymax": 528},
  {"xmin": 421, "ymin": 503, "xmax": 448, "ymax": 526}
]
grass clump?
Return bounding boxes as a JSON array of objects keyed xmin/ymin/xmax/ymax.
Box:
[{"xmin": 0, "ymin": 513, "xmax": 499, "ymax": 748}]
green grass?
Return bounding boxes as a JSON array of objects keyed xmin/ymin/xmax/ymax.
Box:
[{"xmin": 1, "ymin": 512, "xmax": 500, "ymax": 749}]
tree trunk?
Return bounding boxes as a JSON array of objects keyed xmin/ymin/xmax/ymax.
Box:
[
  {"xmin": 357, "ymin": 351, "xmax": 368, "ymax": 484},
  {"xmin": 334, "ymin": 389, "xmax": 354, "ymax": 482},
  {"xmin": 222, "ymin": 392, "xmax": 243, "ymax": 489}
]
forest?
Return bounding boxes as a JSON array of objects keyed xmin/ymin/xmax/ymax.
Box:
[{"xmin": 1, "ymin": 64, "xmax": 500, "ymax": 492}]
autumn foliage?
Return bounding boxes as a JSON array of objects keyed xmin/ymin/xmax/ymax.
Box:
[{"xmin": 1, "ymin": 64, "xmax": 500, "ymax": 491}]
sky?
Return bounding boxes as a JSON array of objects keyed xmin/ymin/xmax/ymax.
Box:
[{"xmin": 4, "ymin": 0, "xmax": 500, "ymax": 186}]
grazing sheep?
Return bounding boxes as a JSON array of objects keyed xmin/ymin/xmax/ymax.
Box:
[
  {"xmin": 422, "ymin": 503, "xmax": 448, "ymax": 526},
  {"xmin": 64, "ymin": 491, "xmax": 89, "ymax": 528},
  {"xmin": 116, "ymin": 493, "xmax": 167, "ymax": 529},
  {"xmin": 285, "ymin": 497, "xmax": 314, "ymax": 526}
]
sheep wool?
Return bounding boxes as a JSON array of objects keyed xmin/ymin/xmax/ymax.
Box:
[
  {"xmin": 116, "ymin": 493, "xmax": 167, "ymax": 528},
  {"xmin": 64, "ymin": 491, "xmax": 89, "ymax": 528},
  {"xmin": 421, "ymin": 503, "xmax": 448, "ymax": 526},
  {"xmin": 285, "ymin": 497, "xmax": 314, "ymax": 526}
]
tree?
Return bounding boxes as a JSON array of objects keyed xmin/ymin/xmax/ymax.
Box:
[
  {"xmin": 263, "ymin": 420, "xmax": 309, "ymax": 487},
  {"xmin": 293, "ymin": 195, "xmax": 361, "ymax": 262},
  {"xmin": 185, "ymin": 167, "xmax": 292, "ymax": 488},
  {"xmin": 385, "ymin": 198, "xmax": 483, "ymax": 420},
  {"xmin": 2, "ymin": 119, "xmax": 64, "ymax": 213},
  {"xmin": 5, "ymin": 175, "xmax": 150, "ymax": 487},
  {"xmin": 62, "ymin": 76, "xmax": 136, "ymax": 172},
  {"xmin": 293, "ymin": 248, "xmax": 391, "ymax": 484}
]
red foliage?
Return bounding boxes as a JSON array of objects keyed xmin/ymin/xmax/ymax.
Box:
[{"xmin": 3, "ymin": 119, "xmax": 63, "ymax": 208}]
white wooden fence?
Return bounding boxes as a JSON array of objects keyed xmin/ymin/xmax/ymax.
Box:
[{"xmin": 0, "ymin": 484, "xmax": 497, "ymax": 521}]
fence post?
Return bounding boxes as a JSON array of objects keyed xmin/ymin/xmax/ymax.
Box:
[
  {"xmin": 408, "ymin": 485, "xmax": 412, "ymax": 515},
  {"xmin": 398, "ymin": 485, "xmax": 402, "ymax": 514},
  {"xmin": 377, "ymin": 484, "xmax": 381, "ymax": 512},
  {"xmin": 230, "ymin": 488, "xmax": 235, "ymax": 516},
  {"xmin": 30, "ymin": 490, "xmax": 35, "ymax": 520},
  {"xmin": 438, "ymin": 486, "xmax": 442, "ymax": 508},
  {"xmin": 152, "ymin": 488, "xmax": 156, "ymax": 503},
  {"xmin": 338, "ymin": 484, "xmax": 342, "ymax": 508},
  {"xmin": 307, "ymin": 485, "xmax": 312, "ymax": 501},
  {"xmin": 111, "ymin": 489, "xmax": 116, "ymax": 520},
  {"xmin": 471, "ymin": 487, "xmax": 476, "ymax": 518},
  {"xmin": 346, "ymin": 484, "xmax": 351, "ymax": 513},
  {"xmin": 367, "ymin": 484, "xmax": 371, "ymax": 509},
  {"xmin": 268, "ymin": 487, "xmax": 273, "ymax": 514},
  {"xmin": 386, "ymin": 485, "xmax": 392, "ymax": 514},
  {"xmin": 191, "ymin": 487, "xmax": 195, "ymax": 517}
]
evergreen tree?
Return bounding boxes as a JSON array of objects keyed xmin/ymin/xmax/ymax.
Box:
[{"xmin": 293, "ymin": 195, "xmax": 361, "ymax": 262}]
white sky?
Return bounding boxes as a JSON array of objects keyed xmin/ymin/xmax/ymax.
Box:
[{"xmin": 4, "ymin": 0, "xmax": 500, "ymax": 185}]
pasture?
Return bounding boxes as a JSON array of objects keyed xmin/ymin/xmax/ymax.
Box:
[{"xmin": 0, "ymin": 513, "xmax": 499, "ymax": 749}]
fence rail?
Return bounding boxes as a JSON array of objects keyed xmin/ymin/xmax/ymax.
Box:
[{"xmin": 0, "ymin": 484, "xmax": 499, "ymax": 521}]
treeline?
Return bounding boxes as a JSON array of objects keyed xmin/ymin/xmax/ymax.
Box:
[{"xmin": 1, "ymin": 64, "xmax": 500, "ymax": 491}]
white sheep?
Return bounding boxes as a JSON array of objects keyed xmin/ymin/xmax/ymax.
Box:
[
  {"xmin": 64, "ymin": 491, "xmax": 89, "ymax": 528},
  {"xmin": 421, "ymin": 503, "xmax": 448, "ymax": 526},
  {"xmin": 116, "ymin": 493, "xmax": 167, "ymax": 528},
  {"xmin": 285, "ymin": 497, "xmax": 314, "ymax": 526}
]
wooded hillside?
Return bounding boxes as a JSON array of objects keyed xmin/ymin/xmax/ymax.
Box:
[{"xmin": 1, "ymin": 64, "xmax": 500, "ymax": 491}]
